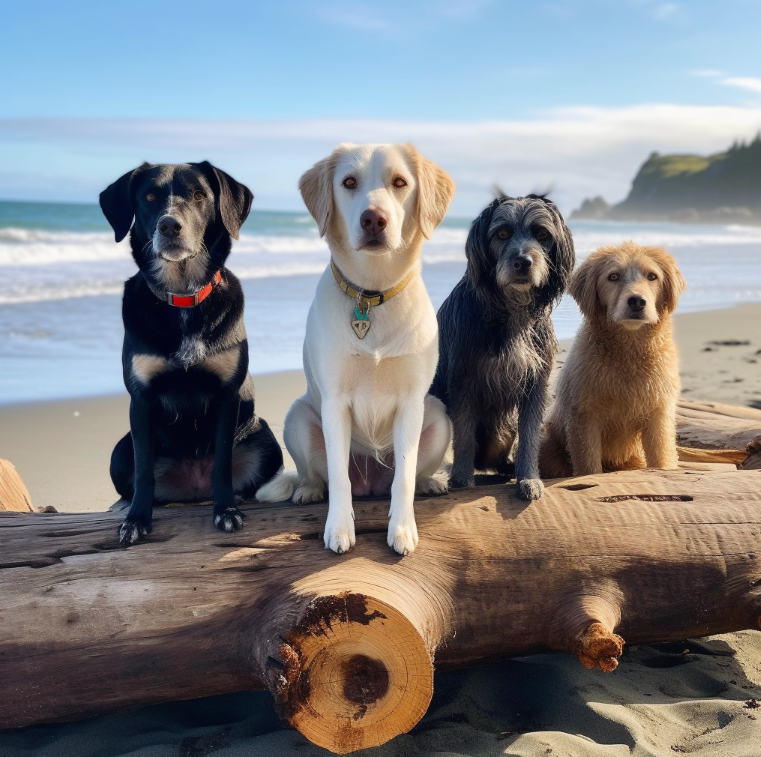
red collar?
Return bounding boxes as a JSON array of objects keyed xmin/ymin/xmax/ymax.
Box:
[{"xmin": 162, "ymin": 270, "xmax": 223, "ymax": 307}]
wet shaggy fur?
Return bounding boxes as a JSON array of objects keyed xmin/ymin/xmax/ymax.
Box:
[
  {"xmin": 540, "ymin": 242, "xmax": 686, "ymax": 477},
  {"xmin": 431, "ymin": 195, "xmax": 575, "ymax": 500},
  {"xmin": 100, "ymin": 162, "xmax": 283, "ymax": 546}
]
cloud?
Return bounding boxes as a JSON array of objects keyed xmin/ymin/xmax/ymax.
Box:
[
  {"xmin": 2, "ymin": 104, "xmax": 761, "ymax": 213},
  {"xmin": 720, "ymin": 76, "xmax": 761, "ymax": 94},
  {"xmin": 691, "ymin": 69, "xmax": 722, "ymax": 78},
  {"xmin": 435, "ymin": 0, "xmax": 494, "ymax": 20},
  {"xmin": 314, "ymin": 3, "xmax": 392, "ymax": 32},
  {"xmin": 652, "ymin": 2, "xmax": 680, "ymax": 20}
]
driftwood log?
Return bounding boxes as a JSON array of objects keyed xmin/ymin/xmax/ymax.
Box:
[
  {"xmin": 1, "ymin": 401, "xmax": 761, "ymax": 753},
  {"xmin": 0, "ymin": 459, "xmax": 33, "ymax": 513}
]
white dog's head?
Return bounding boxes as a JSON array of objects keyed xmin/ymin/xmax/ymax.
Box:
[
  {"xmin": 299, "ymin": 143, "xmax": 455, "ymax": 257},
  {"xmin": 571, "ymin": 241, "xmax": 686, "ymax": 330}
]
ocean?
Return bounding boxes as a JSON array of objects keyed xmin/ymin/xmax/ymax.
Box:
[{"xmin": 2, "ymin": 199, "xmax": 761, "ymax": 404}]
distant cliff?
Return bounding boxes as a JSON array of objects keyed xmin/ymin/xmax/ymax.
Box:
[{"xmin": 572, "ymin": 134, "xmax": 761, "ymax": 224}]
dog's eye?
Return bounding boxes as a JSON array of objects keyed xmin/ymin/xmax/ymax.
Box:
[
  {"xmin": 392, "ymin": 177, "xmax": 408, "ymax": 188},
  {"xmin": 647, "ymin": 272, "xmax": 658, "ymax": 281},
  {"xmin": 146, "ymin": 193, "xmax": 156, "ymax": 202},
  {"xmin": 535, "ymin": 229, "xmax": 550, "ymax": 243},
  {"xmin": 608, "ymin": 273, "xmax": 620, "ymax": 282},
  {"xmin": 342, "ymin": 177, "xmax": 357, "ymax": 189},
  {"xmin": 193, "ymin": 191, "xmax": 206, "ymax": 201},
  {"xmin": 498, "ymin": 230, "xmax": 510, "ymax": 240}
]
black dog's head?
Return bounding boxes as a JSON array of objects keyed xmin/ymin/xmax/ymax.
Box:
[
  {"xmin": 99, "ymin": 162, "xmax": 253, "ymax": 287},
  {"xmin": 465, "ymin": 195, "xmax": 575, "ymax": 310}
]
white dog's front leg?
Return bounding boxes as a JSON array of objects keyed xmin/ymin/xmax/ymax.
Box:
[
  {"xmin": 321, "ymin": 397, "xmax": 355, "ymax": 554},
  {"xmin": 388, "ymin": 396, "xmax": 425, "ymax": 555}
]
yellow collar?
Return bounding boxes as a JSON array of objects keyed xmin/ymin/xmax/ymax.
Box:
[{"xmin": 330, "ymin": 260, "xmax": 415, "ymax": 308}]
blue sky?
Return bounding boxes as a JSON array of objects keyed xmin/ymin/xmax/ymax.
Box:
[{"xmin": 2, "ymin": 0, "xmax": 761, "ymax": 213}]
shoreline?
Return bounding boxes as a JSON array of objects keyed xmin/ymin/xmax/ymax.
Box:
[{"xmin": 1, "ymin": 302, "xmax": 759, "ymax": 514}]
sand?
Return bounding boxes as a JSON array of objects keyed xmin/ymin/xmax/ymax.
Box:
[{"xmin": 1, "ymin": 302, "xmax": 760, "ymax": 756}]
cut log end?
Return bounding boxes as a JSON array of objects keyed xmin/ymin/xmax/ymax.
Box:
[{"xmin": 273, "ymin": 592, "xmax": 433, "ymax": 754}]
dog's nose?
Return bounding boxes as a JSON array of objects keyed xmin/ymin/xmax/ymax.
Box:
[
  {"xmin": 360, "ymin": 209, "xmax": 387, "ymax": 236},
  {"xmin": 512, "ymin": 256, "xmax": 533, "ymax": 273},
  {"xmin": 628, "ymin": 295, "xmax": 646, "ymax": 311},
  {"xmin": 159, "ymin": 216, "xmax": 182, "ymax": 239}
]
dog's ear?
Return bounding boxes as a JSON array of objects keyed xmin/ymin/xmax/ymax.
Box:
[
  {"xmin": 465, "ymin": 199, "xmax": 501, "ymax": 289},
  {"xmin": 299, "ymin": 150, "xmax": 342, "ymax": 237},
  {"xmin": 569, "ymin": 253, "xmax": 603, "ymax": 320},
  {"xmin": 196, "ymin": 162, "xmax": 253, "ymax": 240},
  {"xmin": 99, "ymin": 163, "xmax": 149, "ymax": 242},
  {"xmin": 545, "ymin": 201, "xmax": 576, "ymax": 304},
  {"xmin": 404, "ymin": 144, "xmax": 455, "ymax": 239},
  {"xmin": 655, "ymin": 249, "xmax": 686, "ymax": 313}
]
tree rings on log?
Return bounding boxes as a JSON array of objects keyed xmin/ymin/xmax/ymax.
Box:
[{"xmin": 275, "ymin": 592, "xmax": 433, "ymax": 754}]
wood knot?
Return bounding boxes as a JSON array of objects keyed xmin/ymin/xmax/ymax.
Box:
[{"xmin": 342, "ymin": 654, "xmax": 389, "ymax": 705}]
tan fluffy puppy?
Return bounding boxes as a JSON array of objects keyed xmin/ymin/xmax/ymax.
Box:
[{"xmin": 541, "ymin": 241, "xmax": 686, "ymax": 477}]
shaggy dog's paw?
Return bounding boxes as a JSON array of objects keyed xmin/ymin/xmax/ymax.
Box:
[
  {"xmin": 415, "ymin": 475, "xmax": 448, "ymax": 496},
  {"xmin": 387, "ymin": 517, "xmax": 419, "ymax": 556},
  {"xmin": 449, "ymin": 474, "xmax": 475, "ymax": 490},
  {"xmin": 118, "ymin": 518, "xmax": 149, "ymax": 547},
  {"xmin": 293, "ymin": 484, "xmax": 326, "ymax": 505},
  {"xmin": 324, "ymin": 518, "xmax": 356, "ymax": 555},
  {"xmin": 517, "ymin": 477, "xmax": 545, "ymax": 501},
  {"xmin": 214, "ymin": 507, "xmax": 245, "ymax": 533}
]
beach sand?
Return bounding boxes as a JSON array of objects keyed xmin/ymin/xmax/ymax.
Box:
[{"xmin": 1, "ymin": 303, "xmax": 760, "ymax": 756}]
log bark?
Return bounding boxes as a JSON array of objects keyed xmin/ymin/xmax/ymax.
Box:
[
  {"xmin": 2, "ymin": 468, "xmax": 761, "ymax": 753},
  {"xmin": 677, "ymin": 399, "xmax": 761, "ymax": 450}
]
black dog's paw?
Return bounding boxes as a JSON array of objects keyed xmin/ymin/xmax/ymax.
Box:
[
  {"xmin": 449, "ymin": 474, "xmax": 475, "ymax": 490},
  {"xmin": 118, "ymin": 518, "xmax": 149, "ymax": 547},
  {"xmin": 214, "ymin": 507, "xmax": 245, "ymax": 533},
  {"xmin": 516, "ymin": 477, "xmax": 545, "ymax": 501}
]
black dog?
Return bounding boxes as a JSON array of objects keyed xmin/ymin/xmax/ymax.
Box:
[
  {"xmin": 431, "ymin": 195, "xmax": 575, "ymax": 500},
  {"xmin": 100, "ymin": 162, "xmax": 283, "ymax": 546}
]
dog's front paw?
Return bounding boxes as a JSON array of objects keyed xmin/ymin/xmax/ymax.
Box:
[
  {"xmin": 415, "ymin": 475, "xmax": 448, "ymax": 496},
  {"xmin": 449, "ymin": 474, "xmax": 475, "ymax": 490},
  {"xmin": 293, "ymin": 484, "xmax": 325, "ymax": 505},
  {"xmin": 323, "ymin": 513, "xmax": 355, "ymax": 554},
  {"xmin": 387, "ymin": 516, "xmax": 418, "ymax": 556},
  {"xmin": 214, "ymin": 507, "xmax": 245, "ymax": 533},
  {"xmin": 517, "ymin": 477, "xmax": 544, "ymax": 501},
  {"xmin": 118, "ymin": 518, "xmax": 149, "ymax": 547}
]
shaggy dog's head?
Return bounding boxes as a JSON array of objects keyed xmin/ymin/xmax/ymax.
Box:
[
  {"xmin": 570, "ymin": 241, "xmax": 686, "ymax": 330},
  {"xmin": 465, "ymin": 195, "xmax": 575, "ymax": 309},
  {"xmin": 100, "ymin": 162, "xmax": 252, "ymax": 290},
  {"xmin": 299, "ymin": 143, "xmax": 455, "ymax": 258}
]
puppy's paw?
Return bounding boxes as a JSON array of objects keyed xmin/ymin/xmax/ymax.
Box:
[
  {"xmin": 118, "ymin": 518, "xmax": 149, "ymax": 547},
  {"xmin": 517, "ymin": 477, "xmax": 544, "ymax": 501},
  {"xmin": 214, "ymin": 507, "xmax": 245, "ymax": 533},
  {"xmin": 387, "ymin": 516, "xmax": 418, "ymax": 556},
  {"xmin": 324, "ymin": 518, "xmax": 356, "ymax": 554},
  {"xmin": 415, "ymin": 475, "xmax": 448, "ymax": 496},
  {"xmin": 293, "ymin": 484, "xmax": 325, "ymax": 505},
  {"xmin": 449, "ymin": 474, "xmax": 475, "ymax": 490}
]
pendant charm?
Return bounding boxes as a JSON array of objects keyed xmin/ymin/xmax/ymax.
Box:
[{"xmin": 352, "ymin": 303, "xmax": 371, "ymax": 339}]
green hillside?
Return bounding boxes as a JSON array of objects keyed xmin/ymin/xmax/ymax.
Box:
[{"xmin": 573, "ymin": 134, "xmax": 761, "ymax": 224}]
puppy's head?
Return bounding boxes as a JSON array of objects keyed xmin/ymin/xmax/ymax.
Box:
[
  {"xmin": 100, "ymin": 162, "xmax": 252, "ymax": 282},
  {"xmin": 571, "ymin": 242, "xmax": 686, "ymax": 330},
  {"xmin": 466, "ymin": 195, "xmax": 575, "ymax": 307},
  {"xmin": 299, "ymin": 143, "xmax": 454, "ymax": 256}
]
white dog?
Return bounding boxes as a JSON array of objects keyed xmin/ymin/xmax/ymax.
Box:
[{"xmin": 256, "ymin": 143, "xmax": 455, "ymax": 555}]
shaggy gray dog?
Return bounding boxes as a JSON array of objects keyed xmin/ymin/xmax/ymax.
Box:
[{"xmin": 431, "ymin": 195, "xmax": 575, "ymax": 500}]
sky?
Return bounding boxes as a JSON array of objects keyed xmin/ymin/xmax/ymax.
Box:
[{"xmin": 2, "ymin": 0, "xmax": 761, "ymax": 215}]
